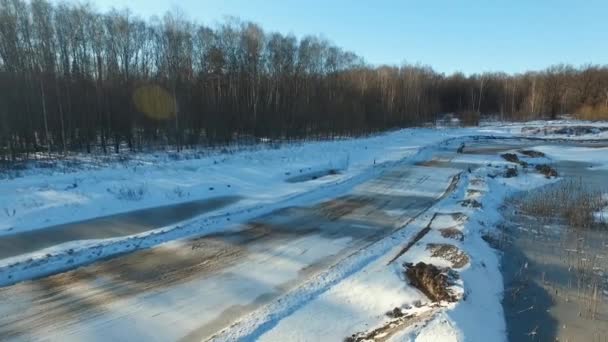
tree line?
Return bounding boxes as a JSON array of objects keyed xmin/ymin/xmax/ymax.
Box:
[{"xmin": 1, "ymin": 0, "xmax": 608, "ymax": 162}]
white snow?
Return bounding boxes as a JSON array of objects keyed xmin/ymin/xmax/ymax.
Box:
[
  {"xmin": 0, "ymin": 128, "xmax": 465, "ymax": 236},
  {"xmin": 233, "ymin": 154, "xmax": 554, "ymax": 342},
  {"xmin": 0, "ymin": 119, "xmax": 607, "ymax": 341}
]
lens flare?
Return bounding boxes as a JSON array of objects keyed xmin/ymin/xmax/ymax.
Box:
[{"xmin": 133, "ymin": 85, "xmax": 175, "ymax": 120}]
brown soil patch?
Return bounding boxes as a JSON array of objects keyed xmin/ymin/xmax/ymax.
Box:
[
  {"xmin": 404, "ymin": 262, "xmax": 459, "ymax": 302},
  {"xmin": 316, "ymin": 196, "xmax": 372, "ymax": 220},
  {"xmin": 439, "ymin": 227, "xmax": 464, "ymax": 241},
  {"xmin": 426, "ymin": 243, "xmax": 469, "ymax": 268}
]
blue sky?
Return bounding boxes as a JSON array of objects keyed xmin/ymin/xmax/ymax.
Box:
[{"xmin": 73, "ymin": 0, "xmax": 606, "ymax": 75}]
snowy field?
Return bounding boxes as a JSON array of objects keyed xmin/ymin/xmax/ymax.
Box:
[{"xmin": 1, "ymin": 119, "xmax": 608, "ymax": 341}]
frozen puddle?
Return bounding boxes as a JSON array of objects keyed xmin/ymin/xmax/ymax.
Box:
[{"xmin": 0, "ymin": 196, "xmax": 240, "ymax": 259}]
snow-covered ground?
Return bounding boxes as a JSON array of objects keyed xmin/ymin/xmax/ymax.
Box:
[
  {"xmin": 1, "ymin": 120, "xmax": 607, "ymax": 341},
  {"xmin": 0, "ymin": 127, "xmax": 477, "ymax": 285},
  {"xmin": 478, "ymin": 119, "xmax": 608, "ymax": 140},
  {"xmin": 0, "ymin": 128, "xmax": 466, "ymax": 236},
  {"xmin": 3, "ymin": 120, "xmax": 606, "ymax": 239},
  {"xmin": 213, "ymin": 145, "xmax": 559, "ymax": 342}
]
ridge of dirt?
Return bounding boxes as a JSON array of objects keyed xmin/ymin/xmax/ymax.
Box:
[
  {"xmin": 386, "ymin": 214, "xmax": 436, "ymax": 265},
  {"xmin": 344, "ymin": 307, "xmax": 439, "ymax": 342},
  {"xmin": 519, "ymin": 150, "xmax": 546, "ymax": 158},
  {"xmin": 387, "ymin": 172, "xmax": 463, "ymax": 265}
]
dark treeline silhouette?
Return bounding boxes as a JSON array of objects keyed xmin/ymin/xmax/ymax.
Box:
[{"xmin": 1, "ymin": 0, "xmax": 608, "ymax": 162}]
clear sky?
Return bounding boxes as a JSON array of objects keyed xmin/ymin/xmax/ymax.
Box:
[{"xmin": 67, "ymin": 0, "xmax": 607, "ymax": 75}]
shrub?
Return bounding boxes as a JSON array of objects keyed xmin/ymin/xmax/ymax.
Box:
[{"xmin": 109, "ymin": 183, "xmax": 147, "ymax": 201}]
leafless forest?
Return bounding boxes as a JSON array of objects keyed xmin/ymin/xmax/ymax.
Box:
[{"xmin": 1, "ymin": 0, "xmax": 608, "ymax": 161}]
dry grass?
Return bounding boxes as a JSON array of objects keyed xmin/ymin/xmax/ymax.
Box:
[
  {"xmin": 575, "ymin": 104, "xmax": 608, "ymax": 121},
  {"xmin": 426, "ymin": 243, "xmax": 469, "ymax": 268},
  {"xmin": 519, "ymin": 179, "xmax": 607, "ymax": 229}
]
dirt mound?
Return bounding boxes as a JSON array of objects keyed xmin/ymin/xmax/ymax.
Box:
[
  {"xmin": 460, "ymin": 199, "xmax": 483, "ymax": 208},
  {"xmin": 519, "ymin": 149, "xmax": 545, "ymax": 158},
  {"xmin": 504, "ymin": 167, "xmax": 518, "ymax": 178},
  {"xmin": 535, "ymin": 164, "xmax": 558, "ymax": 178},
  {"xmin": 404, "ymin": 262, "xmax": 458, "ymax": 302},
  {"xmin": 440, "ymin": 227, "xmax": 464, "ymax": 241},
  {"xmin": 501, "ymin": 153, "xmax": 520, "ymax": 163},
  {"xmin": 426, "ymin": 243, "xmax": 469, "ymax": 268}
]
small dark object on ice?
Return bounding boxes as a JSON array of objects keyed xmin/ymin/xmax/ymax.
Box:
[
  {"xmin": 457, "ymin": 143, "xmax": 465, "ymax": 154},
  {"xmin": 386, "ymin": 307, "xmax": 405, "ymax": 318}
]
